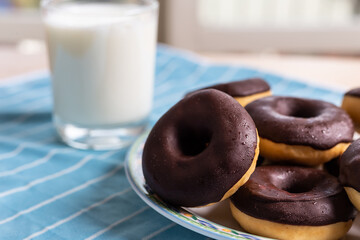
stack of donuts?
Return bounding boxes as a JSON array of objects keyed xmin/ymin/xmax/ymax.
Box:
[{"xmin": 142, "ymin": 78, "xmax": 360, "ymax": 240}]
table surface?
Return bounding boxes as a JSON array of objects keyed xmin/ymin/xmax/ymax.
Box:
[
  {"xmin": 0, "ymin": 43, "xmax": 357, "ymax": 240},
  {"xmin": 1, "ymin": 43, "xmax": 360, "ymax": 89}
]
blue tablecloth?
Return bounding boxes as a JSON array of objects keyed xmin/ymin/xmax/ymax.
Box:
[{"xmin": 0, "ymin": 45, "xmax": 342, "ymax": 240}]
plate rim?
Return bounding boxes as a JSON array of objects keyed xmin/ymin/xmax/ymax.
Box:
[{"xmin": 125, "ymin": 133, "xmax": 271, "ymax": 240}]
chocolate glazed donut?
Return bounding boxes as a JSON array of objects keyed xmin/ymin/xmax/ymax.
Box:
[
  {"xmin": 230, "ymin": 166, "xmax": 357, "ymax": 240},
  {"xmin": 340, "ymin": 139, "xmax": 360, "ymax": 211},
  {"xmin": 188, "ymin": 78, "xmax": 271, "ymax": 106},
  {"xmin": 342, "ymin": 87, "xmax": 360, "ymax": 128},
  {"xmin": 142, "ymin": 89, "xmax": 259, "ymax": 207},
  {"xmin": 245, "ymin": 96, "xmax": 354, "ymax": 166}
]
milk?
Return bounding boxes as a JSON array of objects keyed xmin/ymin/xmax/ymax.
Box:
[{"xmin": 44, "ymin": 3, "xmax": 158, "ymax": 128}]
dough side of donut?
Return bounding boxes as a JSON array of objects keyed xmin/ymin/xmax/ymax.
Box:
[
  {"xmin": 345, "ymin": 187, "xmax": 360, "ymax": 211},
  {"xmin": 260, "ymin": 137, "xmax": 350, "ymax": 166},
  {"xmin": 230, "ymin": 202, "xmax": 353, "ymax": 240},
  {"xmin": 220, "ymin": 138, "xmax": 259, "ymax": 201},
  {"xmin": 342, "ymin": 95, "xmax": 360, "ymax": 125},
  {"xmin": 234, "ymin": 90, "xmax": 271, "ymax": 106},
  {"xmin": 200, "ymin": 133, "xmax": 260, "ymax": 208}
]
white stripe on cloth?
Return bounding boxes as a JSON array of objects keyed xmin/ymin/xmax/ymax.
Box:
[
  {"xmin": 154, "ymin": 66, "xmax": 208, "ymax": 97},
  {"xmin": 154, "ymin": 61, "xmax": 179, "ymax": 86},
  {"xmin": 0, "ymin": 150, "xmax": 118, "ymax": 198},
  {"xmin": 152, "ymin": 67, "xmax": 240, "ymax": 111},
  {"xmin": 9, "ymin": 122, "xmax": 53, "ymax": 139},
  {"xmin": 0, "ymin": 165, "xmax": 124, "ymax": 225},
  {"xmin": 0, "ymin": 136, "xmax": 56, "ymax": 162},
  {"xmin": 0, "ymin": 103, "xmax": 50, "ymax": 132},
  {"xmin": 0, "ymin": 155, "xmax": 93, "ymax": 198},
  {"xmin": 0, "ymin": 91, "xmax": 49, "ymax": 108},
  {"xmin": 213, "ymin": 67, "xmax": 240, "ymax": 84},
  {"xmin": 142, "ymin": 223, "xmax": 177, "ymax": 240},
  {"xmin": 23, "ymin": 187, "xmax": 132, "ymax": 240},
  {"xmin": 0, "ymin": 148, "xmax": 74, "ymax": 177},
  {"xmin": 85, "ymin": 206, "xmax": 150, "ymax": 240}
]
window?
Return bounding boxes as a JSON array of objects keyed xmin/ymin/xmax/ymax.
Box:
[{"xmin": 161, "ymin": 0, "xmax": 360, "ymax": 53}]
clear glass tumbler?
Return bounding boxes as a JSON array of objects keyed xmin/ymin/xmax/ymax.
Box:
[{"xmin": 41, "ymin": 0, "xmax": 158, "ymax": 150}]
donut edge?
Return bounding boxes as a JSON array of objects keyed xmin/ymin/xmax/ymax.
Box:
[
  {"xmin": 220, "ymin": 133, "xmax": 260, "ymax": 201},
  {"xmin": 234, "ymin": 90, "xmax": 271, "ymax": 106},
  {"xmin": 345, "ymin": 187, "xmax": 360, "ymax": 211},
  {"xmin": 259, "ymin": 137, "xmax": 350, "ymax": 166},
  {"xmin": 230, "ymin": 202, "xmax": 353, "ymax": 240},
  {"xmin": 198, "ymin": 132, "xmax": 260, "ymax": 208},
  {"xmin": 342, "ymin": 95, "xmax": 360, "ymax": 127}
]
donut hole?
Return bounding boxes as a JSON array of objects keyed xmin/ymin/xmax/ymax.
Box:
[
  {"xmin": 288, "ymin": 108, "xmax": 318, "ymax": 118},
  {"xmin": 282, "ymin": 181, "xmax": 314, "ymax": 194},
  {"xmin": 271, "ymin": 172, "xmax": 316, "ymax": 194},
  {"xmin": 176, "ymin": 127, "xmax": 212, "ymax": 156},
  {"xmin": 275, "ymin": 100, "xmax": 320, "ymax": 119}
]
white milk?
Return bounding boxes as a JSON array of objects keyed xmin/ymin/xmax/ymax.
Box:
[{"xmin": 44, "ymin": 3, "xmax": 158, "ymax": 128}]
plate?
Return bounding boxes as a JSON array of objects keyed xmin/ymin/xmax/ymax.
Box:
[{"xmin": 125, "ymin": 133, "xmax": 360, "ymax": 240}]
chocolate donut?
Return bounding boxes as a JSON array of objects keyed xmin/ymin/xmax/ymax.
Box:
[
  {"xmin": 189, "ymin": 78, "xmax": 271, "ymax": 106},
  {"xmin": 230, "ymin": 166, "xmax": 356, "ymax": 240},
  {"xmin": 342, "ymin": 88, "xmax": 360, "ymax": 128},
  {"xmin": 245, "ymin": 96, "xmax": 354, "ymax": 166},
  {"xmin": 142, "ymin": 89, "xmax": 259, "ymax": 207},
  {"xmin": 339, "ymin": 139, "xmax": 360, "ymax": 210}
]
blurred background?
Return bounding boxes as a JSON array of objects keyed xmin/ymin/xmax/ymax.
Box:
[
  {"xmin": 2, "ymin": 0, "xmax": 360, "ymax": 53},
  {"xmin": 1, "ymin": 0, "xmax": 360, "ymax": 86}
]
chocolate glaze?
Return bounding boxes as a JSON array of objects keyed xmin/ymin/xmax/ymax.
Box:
[
  {"xmin": 339, "ymin": 139, "xmax": 360, "ymax": 191},
  {"xmin": 345, "ymin": 88, "xmax": 360, "ymax": 97},
  {"xmin": 245, "ymin": 96, "xmax": 354, "ymax": 150},
  {"xmin": 231, "ymin": 166, "xmax": 357, "ymax": 226},
  {"xmin": 188, "ymin": 78, "xmax": 270, "ymax": 97},
  {"xmin": 142, "ymin": 89, "xmax": 258, "ymax": 207}
]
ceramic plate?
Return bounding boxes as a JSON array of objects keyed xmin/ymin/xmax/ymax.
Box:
[{"xmin": 125, "ymin": 133, "xmax": 360, "ymax": 240}]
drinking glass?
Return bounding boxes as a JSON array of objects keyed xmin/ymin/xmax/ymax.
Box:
[{"xmin": 41, "ymin": 0, "xmax": 158, "ymax": 149}]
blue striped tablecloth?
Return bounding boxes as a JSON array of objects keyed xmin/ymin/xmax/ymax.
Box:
[{"xmin": 0, "ymin": 45, "xmax": 343, "ymax": 240}]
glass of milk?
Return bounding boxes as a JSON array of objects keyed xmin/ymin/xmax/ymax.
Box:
[{"xmin": 41, "ymin": 0, "xmax": 158, "ymax": 150}]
